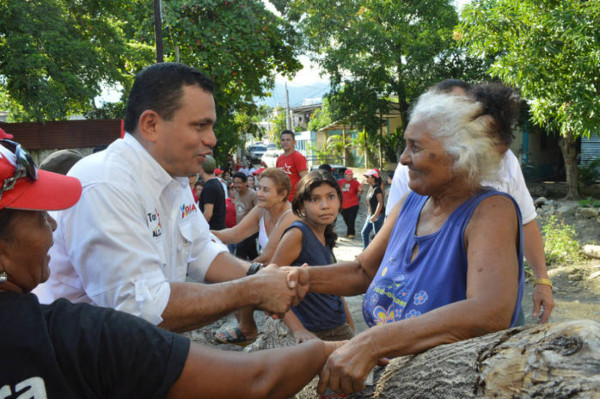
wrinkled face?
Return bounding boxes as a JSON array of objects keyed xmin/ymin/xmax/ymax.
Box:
[
  {"xmin": 280, "ymin": 133, "xmax": 295, "ymax": 152},
  {"xmin": 300, "ymin": 183, "xmax": 340, "ymax": 226},
  {"xmin": 0, "ymin": 210, "xmax": 56, "ymax": 293},
  {"xmin": 153, "ymin": 85, "xmax": 217, "ymax": 177},
  {"xmin": 400, "ymin": 119, "xmax": 454, "ymax": 195},
  {"xmin": 256, "ymin": 177, "xmax": 286, "ymax": 208},
  {"xmin": 233, "ymin": 177, "xmax": 247, "ymax": 194}
]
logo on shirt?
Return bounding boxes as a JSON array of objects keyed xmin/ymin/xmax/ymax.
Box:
[
  {"xmin": 279, "ymin": 162, "xmax": 293, "ymax": 175},
  {"xmin": 180, "ymin": 202, "xmax": 198, "ymax": 220},
  {"xmin": 147, "ymin": 208, "xmax": 162, "ymax": 238}
]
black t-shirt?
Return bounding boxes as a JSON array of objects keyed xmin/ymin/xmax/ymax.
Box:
[
  {"xmin": 0, "ymin": 293, "xmax": 189, "ymax": 398},
  {"xmin": 199, "ymin": 178, "xmax": 226, "ymax": 230},
  {"xmin": 367, "ymin": 186, "xmax": 385, "ymax": 216}
]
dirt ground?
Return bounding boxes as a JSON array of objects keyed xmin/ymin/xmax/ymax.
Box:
[{"xmin": 333, "ymin": 184, "xmax": 600, "ymax": 334}]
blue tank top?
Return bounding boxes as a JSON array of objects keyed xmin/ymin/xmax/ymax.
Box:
[
  {"xmin": 284, "ymin": 221, "xmax": 346, "ymax": 332},
  {"xmin": 362, "ymin": 188, "xmax": 524, "ymax": 328}
]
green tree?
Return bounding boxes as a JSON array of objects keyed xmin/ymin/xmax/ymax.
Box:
[
  {"xmin": 165, "ymin": 0, "xmax": 302, "ymax": 156},
  {"xmin": 0, "ymin": 0, "xmax": 152, "ymax": 121},
  {"xmin": 268, "ymin": 107, "xmax": 287, "ymax": 143},
  {"xmin": 307, "ymin": 97, "xmax": 332, "ymax": 131},
  {"xmin": 279, "ymin": 0, "xmax": 488, "ymax": 133},
  {"xmin": 458, "ymin": 0, "xmax": 600, "ymax": 200}
]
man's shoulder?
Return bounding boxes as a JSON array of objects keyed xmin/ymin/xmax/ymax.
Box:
[{"xmin": 291, "ymin": 150, "xmax": 306, "ymax": 160}]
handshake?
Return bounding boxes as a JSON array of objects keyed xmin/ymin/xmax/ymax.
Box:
[{"xmin": 247, "ymin": 264, "xmax": 310, "ymax": 319}]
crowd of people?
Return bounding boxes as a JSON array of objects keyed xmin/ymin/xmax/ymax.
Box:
[{"xmin": 0, "ymin": 62, "xmax": 555, "ymax": 398}]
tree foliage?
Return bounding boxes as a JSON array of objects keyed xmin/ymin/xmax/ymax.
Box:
[
  {"xmin": 0, "ymin": 0, "xmax": 153, "ymax": 121},
  {"xmin": 458, "ymin": 0, "xmax": 600, "ymax": 138},
  {"xmin": 280, "ymin": 0, "xmax": 488, "ymax": 126},
  {"xmin": 458, "ymin": 0, "xmax": 600, "ymax": 199},
  {"xmin": 0, "ymin": 0, "xmax": 302, "ymax": 165}
]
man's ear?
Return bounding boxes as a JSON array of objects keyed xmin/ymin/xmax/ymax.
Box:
[{"xmin": 137, "ymin": 110, "xmax": 161, "ymax": 143}]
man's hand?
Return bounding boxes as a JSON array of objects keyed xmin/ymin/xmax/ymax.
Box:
[
  {"xmin": 252, "ymin": 265, "xmax": 300, "ymax": 318},
  {"xmin": 532, "ymin": 284, "xmax": 554, "ymax": 324},
  {"xmin": 281, "ymin": 263, "xmax": 310, "ymax": 301}
]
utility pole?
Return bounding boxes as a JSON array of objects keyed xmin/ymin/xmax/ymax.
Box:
[
  {"xmin": 154, "ymin": 0, "xmax": 164, "ymax": 63},
  {"xmin": 285, "ymin": 82, "xmax": 292, "ymax": 130}
]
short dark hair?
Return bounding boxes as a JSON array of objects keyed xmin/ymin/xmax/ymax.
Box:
[
  {"xmin": 124, "ymin": 63, "xmax": 214, "ymax": 133},
  {"xmin": 232, "ymin": 172, "xmax": 248, "ymax": 182},
  {"xmin": 432, "ymin": 79, "xmax": 472, "ymax": 94},
  {"xmin": 318, "ymin": 163, "xmax": 332, "ymax": 173},
  {"xmin": 280, "ymin": 130, "xmax": 295, "ymax": 139},
  {"xmin": 470, "ymin": 83, "xmax": 521, "ymax": 147}
]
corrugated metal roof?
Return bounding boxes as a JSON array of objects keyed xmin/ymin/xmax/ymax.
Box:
[
  {"xmin": 0, "ymin": 119, "xmax": 121, "ymax": 150},
  {"xmin": 581, "ymin": 133, "xmax": 600, "ymax": 165}
]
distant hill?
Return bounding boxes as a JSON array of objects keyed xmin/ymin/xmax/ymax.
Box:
[{"xmin": 255, "ymin": 81, "xmax": 330, "ymax": 108}]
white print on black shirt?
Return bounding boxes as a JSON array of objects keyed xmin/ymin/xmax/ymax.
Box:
[{"xmin": 0, "ymin": 377, "xmax": 47, "ymax": 399}]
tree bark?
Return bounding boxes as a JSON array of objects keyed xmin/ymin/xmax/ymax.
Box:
[
  {"xmin": 294, "ymin": 320, "xmax": 600, "ymax": 398},
  {"xmin": 559, "ymin": 131, "xmax": 580, "ymax": 200}
]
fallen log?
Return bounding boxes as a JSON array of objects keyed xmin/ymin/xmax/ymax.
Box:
[{"xmin": 294, "ymin": 320, "xmax": 600, "ymax": 398}]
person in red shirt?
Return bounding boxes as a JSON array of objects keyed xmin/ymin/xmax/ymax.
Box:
[
  {"xmin": 276, "ymin": 130, "xmax": 307, "ymax": 201},
  {"xmin": 338, "ymin": 169, "xmax": 363, "ymax": 238}
]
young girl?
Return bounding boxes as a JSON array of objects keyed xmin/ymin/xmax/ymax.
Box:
[{"xmin": 271, "ymin": 170, "xmax": 354, "ymax": 343}]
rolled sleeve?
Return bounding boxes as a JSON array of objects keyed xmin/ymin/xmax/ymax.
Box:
[{"xmin": 187, "ymin": 232, "xmax": 228, "ymax": 282}]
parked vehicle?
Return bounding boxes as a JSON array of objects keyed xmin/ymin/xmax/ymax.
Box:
[
  {"xmin": 246, "ymin": 144, "xmax": 267, "ymax": 164},
  {"xmin": 261, "ymin": 148, "xmax": 284, "ymax": 168}
]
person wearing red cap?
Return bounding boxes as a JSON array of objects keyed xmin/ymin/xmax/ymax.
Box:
[
  {"xmin": 276, "ymin": 130, "xmax": 307, "ymax": 201},
  {"xmin": 0, "ymin": 138, "xmax": 344, "ymax": 398},
  {"xmin": 0, "ymin": 127, "xmax": 14, "ymax": 139},
  {"xmin": 337, "ymin": 168, "xmax": 362, "ymax": 239},
  {"xmin": 361, "ymin": 169, "xmax": 385, "ymax": 249},
  {"xmin": 33, "ymin": 63, "xmax": 305, "ymax": 333}
]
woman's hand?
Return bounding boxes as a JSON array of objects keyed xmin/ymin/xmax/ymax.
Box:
[
  {"xmin": 293, "ymin": 327, "xmax": 318, "ymax": 344},
  {"xmin": 317, "ymin": 335, "xmax": 379, "ymax": 395}
]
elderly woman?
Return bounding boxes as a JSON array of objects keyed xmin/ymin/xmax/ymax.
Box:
[
  {"xmin": 288, "ymin": 86, "xmax": 525, "ymax": 395},
  {"xmin": 212, "ymin": 167, "xmax": 298, "ymax": 344},
  {"xmin": 0, "ymin": 139, "xmax": 339, "ymax": 398}
]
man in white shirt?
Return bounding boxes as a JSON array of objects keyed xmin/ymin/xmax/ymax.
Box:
[
  {"xmin": 34, "ymin": 63, "xmax": 303, "ymax": 332},
  {"xmin": 387, "ymin": 80, "xmax": 554, "ymax": 324}
]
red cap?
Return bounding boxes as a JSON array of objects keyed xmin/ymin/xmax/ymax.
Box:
[
  {"xmin": 214, "ymin": 168, "xmax": 224, "ymax": 175},
  {"xmin": 344, "ymin": 169, "xmax": 353, "ymax": 175},
  {"xmin": 253, "ymin": 167, "xmax": 265, "ymax": 176},
  {"xmin": 363, "ymin": 169, "xmax": 379, "ymax": 178},
  {"xmin": 0, "ymin": 142, "xmax": 82, "ymax": 211},
  {"xmin": 0, "ymin": 127, "xmax": 14, "ymax": 139}
]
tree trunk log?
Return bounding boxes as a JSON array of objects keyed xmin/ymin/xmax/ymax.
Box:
[
  {"xmin": 294, "ymin": 320, "xmax": 600, "ymax": 398},
  {"xmin": 559, "ymin": 132, "xmax": 580, "ymax": 200}
]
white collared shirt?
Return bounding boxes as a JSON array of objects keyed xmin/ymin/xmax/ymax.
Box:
[{"xmin": 34, "ymin": 134, "xmax": 227, "ymax": 324}]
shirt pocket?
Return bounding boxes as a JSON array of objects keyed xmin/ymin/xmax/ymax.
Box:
[{"xmin": 177, "ymin": 220, "xmax": 200, "ymax": 279}]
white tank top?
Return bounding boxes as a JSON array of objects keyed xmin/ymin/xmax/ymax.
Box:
[{"xmin": 257, "ymin": 209, "xmax": 292, "ymax": 251}]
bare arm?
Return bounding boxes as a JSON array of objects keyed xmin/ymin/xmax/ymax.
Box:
[
  {"xmin": 262, "ymin": 212, "xmax": 302, "ymax": 266},
  {"xmin": 270, "ymin": 227, "xmax": 315, "ymax": 342},
  {"xmin": 523, "ymin": 219, "xmax": 554, "ymax": 323},
  {"xmin": 285, "ymin": 203, "xmax": 401, "ymax": 297},
  {"xmin": 212, "ymin": 206, "xmax": 261, "ymax": 244},
  {"xmin": 159, "ymin": 253, "xmax": 299, "ymax": 332},
  {"xmin": 369, "ymin": 192, "xmax": 383, "ymax": 221},
  {"xmin": 317, "ymin": 195, "xmax": 520, "ymax": 395},
  {"xmin": 167, "ymin": 339, "xmax": 343, "ymax": 399},
  {"xmin": 202, "ymin": 203, "xmax": 214, "ymax": 222}
]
